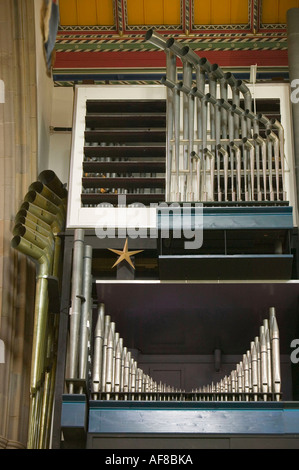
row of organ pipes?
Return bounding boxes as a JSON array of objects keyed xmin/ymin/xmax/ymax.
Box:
[
  {"xmin": 193, "ymin": 307, "xmax": 281, "ymax": 402},
  {"xmin": 66, "ymin": 230, "xmax": 281, "ymax": 402},
  {"xmin": 91, "ymin": 304, "xmax": 281, "ymax": 402},
  {"xmin": 145, "ymin": 29, "xmax": 287, "ymax": 203}
]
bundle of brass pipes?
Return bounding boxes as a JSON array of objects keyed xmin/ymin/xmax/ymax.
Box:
[
  {"xmin": 11, "ymin": 171, "xmax": 67, "ymax": 449},
  {"xmin": 89, "ymin": 305, "xmax": 281, "ymax": 403},
  {"xmin": 194, "ymin": 307, "xmax": 281, "ymax": 402},
  {"xmin": 145, "ymin": 29, "xmax": 287, "ymax": 203}
]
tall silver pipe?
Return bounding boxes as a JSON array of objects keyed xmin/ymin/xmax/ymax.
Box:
[
  {"xmin": 114, "ymin": 337, "xmax": 122, "ymax": 399},
  {"xmin": 232, "ymin": 104, "xmax": 249, "ymax": 200},
  {"xmin": 105, "ymin": 324, "xmax": 115, "ymax": 399},
  {"xmin": 246, "ymin": 110, "xmax": 261, "ymax": 200},
  {"xmin": 264, "ymin": 320, "xmax": 272, "ymax": 394},
  {"xmin": 271, "ymin": 118, "xmax": 286, "ymax": 200},
  {"xmin": 258, "ymin": 114, "xmax": 275, "ymax": 201},
  {"xmin": 230, "ymin": 142, "xmax": 241, "ymax": 200},
  {"xmin": 92, "ymin": 304, "xmax": 105, "ymax": 396},
  {"xmin": 247, "ymin": 349, "xmax": 252, "ymax": 393},
  {"xmin": 101, "ymin": 315, "xmax": 111, "ymax": 392},
  {"xmin": 79, "ymin": 245, "xmax": 93, "ymax": 390},
  {"xmin": 191, "ymin": 86, "xmax": 206, "ymax": 199},
  {"xmin": 236, "ymin": 79, "xmax": 253, "ymax": 137},
  {"xmin": 254, "ymin": 336, "xmax": 261, "ymax": 394},
  {"xmin": 68, "ymin": 229, "xmax": 85, "ymax": 394},
  {"xmin": 203, "ymin": 148, "xmax": 214, "ymax": 200},
  {"xmin": 206, "ymin": 93, "xmax": 220, "ymax": 199},
  {"xmin": 218, "ymin": 145, "xmax": 229, "ymax": 201},
  {"xmin": 287, "ymin": 8, "xmax": 299, "ymax": 211},
  {"xmin": 182, "ymin": 46, "xmax": 205, "ymax": 155},
  {"xmin": 120, "ymin": 346, "xmax": 127, "ymax": 394},
  {"xmin": 123, "ymin": 350, "xmax": 131, "ymax": 399},
  {"xmin": 178, "ymin": 81, "xmax": 195, "ymax": 198},
  {"xmin": 266, "ymin": 129, "xmax": 281, "ymax": 200},
  {"xmin": 130, "ymin": 359, "xmax": 137, "ymax": 399},
  {"xmin": 162, "ymin": 76, "xmax": 181, "ymax": 198},
  {"xmin": 199, "ymin": 58, "xmax": 216, "ymax": 169},
  {"xmin": 145, "ymin": 29, "xmax": 176, "ymax": 200},
  {"xmin": 254, "ymin": 134, "xmax": 267, "ymax": 200},
  {"xmin": 225, "ymin": 72, "xmax": 240, "ymax": 139},
  {"xmin": 211, "ymin": 64, "xmax": 228, "ymax": 139},
  {"xmin": 260, "ymin": 332, "xmax": 268, "ymax": 400},
  {"xmin": 243, "ymin": 355, "xmax": 249, "ymax": 401},
  {"xmin": 166, "ymin": 38, "xmax": 193, "ymax": 200},
  {"xmin": 251, "ymin": 341, "xmax": 258, "ymax": 401},
  {"xmin": 243, "ymin": 137, "xmax": 255, "ymax": 200},
  {"xmin": 271, "ymin": 314, "xmax": 281, "ymax": 401},
  {"xmin": 237, "ymin": 363, "xmax": 243, "ymax": 400}
]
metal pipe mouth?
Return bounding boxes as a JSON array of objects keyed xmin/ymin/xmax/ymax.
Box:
[
  {"xmin": 24, "ymin": 190, "xmax": 38, "ymax": 204},
  {"xmin": 11, "ymin": 235, "xmax": 21, "ymax": 250},
  {"xmin": 190, "ymin": 86, "xmax": 205, "ymax": 99},
  {"xmin": 211, "ymin": 63, "xmax": 225, "ymax": 79},
  {"xmin": 13, "ymin": 223, "xmax": 26, "ymax": 237},
  {"xmin": 266, "ymin": 129, "xmax": 279, "ymax": 141},
  {"xmin": 20, "ymin": 202, "xmax": 30, "ymax": 211},
  {"xmin": 199, "ymin": 57, "xmax": 211, "ymax": 72},
  {"xmin": 182, "ymin": 45, "xmax": 190, "ymax": 56},
  {"xmin": 181, "ymin": 45, "xmax": 201, "ymax": 66},
  {"xmin": 14, "ymin": 215, "xmax": 26, "ymax": 226},
  {"xmin": 29, "ymin": 181, "xmax": 44, "ymax": 193},
  {"xmin": 38, "ymin": 170, "xmax": 68, "ymax": 200},
  {"xmin": 218, "ymin": 98, "xmax": 232, "ymax": 111},
  {"xmin": 15, "ymin": 209, "xmax": 27, "ymax": 221},
  {"xmin": 231, "ymin": 104, "xmax": 244, "ymax": 116},
  {"xmin": 224, "ymin": 72, "xmax": 237, "ymax": 86},
  {"xmin": 236, "ymin": 79, "xmax": 251, "ymax": 93},
  {"xmin": 205, "ymin": 92, "xmax": 217, "ymax": 105},
  {"xmin": 245, "ymin": 109, "xmax": 256, "ymax": 120},
  {"xmin": 161, "ymin": 75, "xmax": 176, "ymax": 89},
  {"xmin": 166, "ymin": 37, "xmax": 175, "ymax": 48},
  {"xmin": 270, "ymin": 118, "xmax": 282, "ymax": 129},
  {"xmin": 145, "ymin": 28, "xmax": 155, "ymax": 41}
]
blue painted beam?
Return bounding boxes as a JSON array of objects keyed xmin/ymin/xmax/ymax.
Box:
[
  {"xmin": 158, "ymin": 206, "xmax": 294, "ymax": 231},
  {"xmin": 88, "ymin": 401, "xmax": 299, "ymax": 435}
]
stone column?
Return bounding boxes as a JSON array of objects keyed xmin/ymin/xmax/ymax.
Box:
[{"xmin": 0, "ymin": 0, "xmax": 37, "ymax": 448}]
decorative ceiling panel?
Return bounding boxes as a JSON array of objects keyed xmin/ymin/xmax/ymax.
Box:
[
  {"xmin": 126, "ymin": 0, "xmax": 181, "ymax": 26},
  {"xmin": 194, "ymin": 0, "xmax": 249, "ymax": 26},
  {"xmin": 59, "ymin": 0, "xmax": 115, "ymax": 26},
  {"xmin": 54, "ymin": 0, "xmax": 292, "ymax": 85},
  {"xmin": 261, "ymin": 0, "xmax": 299, "ymax": 25}
]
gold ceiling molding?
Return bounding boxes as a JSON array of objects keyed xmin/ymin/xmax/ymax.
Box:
[{"xmin": 58, "ymin": 0, "xmax": 296, "ymax": 34}]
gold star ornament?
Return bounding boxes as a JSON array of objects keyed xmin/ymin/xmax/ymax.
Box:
[{"xmin": 108, "ymin": 238, "xmax": 144, "ymax": 270}]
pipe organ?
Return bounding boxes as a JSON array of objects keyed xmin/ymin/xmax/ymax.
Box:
[
  {"xmin": 64, "ymin": 229, "xmax": 282, "ymax": 404},
  {"xmin": 90, "ymin": 303, "xmax": 281, "ymax": 403},
  {"xmin": 9, "ymin": 22, "xmax": 299, "ymax": 449},
  {"xmin": 145, "ymin": 29, "xmax": 287, "ymax": 204}
]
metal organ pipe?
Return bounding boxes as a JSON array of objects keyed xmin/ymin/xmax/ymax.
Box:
[
  {"xmin": 11, "ymin": 172, "xmax": 67, "ymax": 449},
  {"xmin": 85, "ymin": 298, "xmax": 282, "ymax": 403},
  {"xmin": 146, "ymin": 29, "xmax": 287, "ymax": 204},
  {"xmin": 225, "ymin": 72, "xmax": 240, "ymax": 139},
  {"xmin": 145, "ymin": 29, "xmax": 176, "ymax": 200},
  {"xmin": 270, "ymin": 118, "xmax": 287, "ymax": 200},
  {"xmin": 161, "ymin": 76, "xmax": 181, "ymax": 198},
  {"xmin": 166, "ymin": 38, "xmax": 195, "ymax": 200}
]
